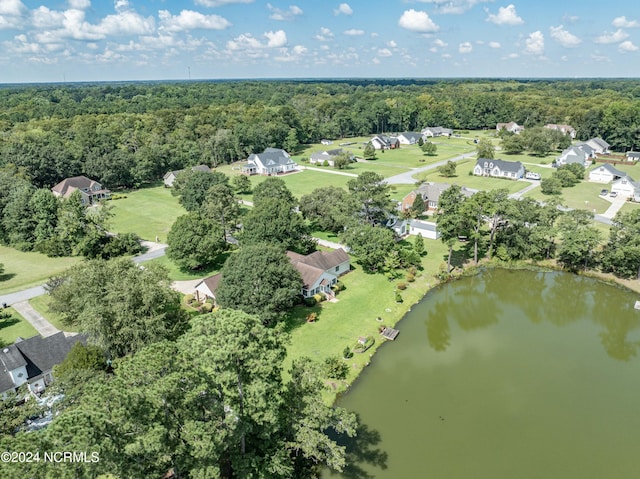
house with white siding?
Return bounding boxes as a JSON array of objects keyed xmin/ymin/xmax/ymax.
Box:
[{"xmin": 473, "ymin": 158, "xmax": 524, "ymax": 180}]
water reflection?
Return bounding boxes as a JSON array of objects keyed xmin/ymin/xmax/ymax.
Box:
[
  {"xmin": 325, "ymin": 420, "xmax": 388, "ymax": 479},
  {"xmin": 423, "ymin": 269, "xmax": 640, "ymax": 362}
]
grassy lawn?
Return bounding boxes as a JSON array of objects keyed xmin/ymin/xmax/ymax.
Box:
[
  {"xmin": 500, "ymin": 151, "xmax": 558, "ymax": 166},
  {"xmin": 524, "ymin": 181, "xmax": 612, "ymax": 214},
  {"xmin": 109, "ymin": 186, "xmax": 186, "ymax": 242},
  {"xmin": 415, "ymin": 160, "xmax": 529, "ymax": 194},
  {"xmin": 0, "ymin": 245, "xmax": 81, "ymax": 295},
  {"xmin": 283, "ymin": 237, "xmax": 451, "ymax": 402},
  {"xmin": 0, "ymin": 307, "xmax": 38, "ymax": 344},
  {"xmin": 143, "ymin": 254, "xmax": 229, "ymax": 281},
  {"xmin": 28, "ymin": 295, "xmax": 77, "ymax": 332}
]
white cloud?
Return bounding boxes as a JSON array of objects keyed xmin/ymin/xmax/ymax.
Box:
[
  {"xmin": 619, "ymin": 40, "xmax": 639, "ymax": 52},
  {"xmin": 398, "ymin": 9, "xmax": 439, "ymax": 33},
  {"xmin": 31, "ymin": 6, "xmax": 64, "ymax": 28},
  {"xmin": 267, "ymin": 4, "xmax": 303, "ymax": 21},
  {"xmin": 334, "ymin": 3, "xmax": 353, "ymax": 16},
  {"xmin": 505, "ymin": 52, "xmax": 519, "ymax": 59},
  {"xmin": 344, "ymin": 29, "xmax": 364, "ymax": 36},
  {"xmin": 0, "ymin": 0, "xmax": 26, "ymax": 16},
  {"xmin": 486, "ymin": 4, "xmax": 523, "ymax": 26},
  {"xmin": 524, "ymin": 31, "xmax": 544, "ymax": 55},
  {"xmin": 417, "ymin": 0, "xmax": 492, "ymax": 15},
  {"xmin": 489, "ymin": 41, "xmax": 501, "ymax": 48},
  {"xmin": 195, "ymin": 0, "xmax": 254, "ymax": 6},
  {"xmin": 377, "ymin": 48, "xmax": 392, "ymax": 57},
  {"xmin": 550, "ymin": 25, "xmax": 581, "ymax": 47},
  {"xmin": 387, "ymin": 40, "xmax": 397, "ymax": 47},
  {"xmin": 227, "ymin": 30, "xmax": 287, "ymax": 50},
  {"xmin": 594, "ymin": 29, "xmax": 629, "ymax": 44},
  {"xmin": 372, "ymin": 57, "xmax": 380, "ymax": 64},
  {"xmin": 315, "ymin": 27, "xmax": 333, "ymax": 41},
  {"xmin": 458, "ymin": 41, "xmax": 472, "ymax": 53},
  {"xmin": 158, "ymin": 10, "xmax": 230, "ymax": 32},
  {"xmin": 612, "ymin": 16, "xmax": 639, "ymax": 28},
  {"xmin": 265, "ymin": 30, "xmax": 287, "ymax": 47},
  {"xmin": 433, "ymin": 38, "xmax": 447, "ymax": 47},
  {"xmin": 68, "ymin": 0, "xmax": 91, "ymax": 9},
  {"xmin": 274, "ymin": 44, "xmax": 307, "ymax": 62}
]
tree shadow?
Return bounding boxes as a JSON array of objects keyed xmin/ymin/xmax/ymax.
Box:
[
  {"xmin": 326, "ymin": 420, "xmax": 388, "ymax": 479},
  {"xmin": 0, "ymin": 273, "xmax": 16, "ymax": 283},
  {"xmin": 283, "ymin": 303, "xmax": 323, "ymax": 334},
  {"xmin": 0, "ymin": 316, "xmax": 20, "ymax": 330},
  {"xmin": 442, "ymin": 248, "xmax": 468, "ymax": 269}
]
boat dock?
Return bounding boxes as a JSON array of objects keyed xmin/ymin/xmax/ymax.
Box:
[{"xmin": 381, "ymin": 327, "xmax": 400, "ymax": 340}]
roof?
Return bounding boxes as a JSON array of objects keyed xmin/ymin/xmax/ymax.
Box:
[
  {"xmin": 310, "ymin": 148, "xmax": 345, "ymax": 161},
  {"xmin": 195, "ymin": 273, "xmax": 222, "ymax": 296},
  {"xmin": 626, "ymin": 151, "xmax": 640, "ymax": 158},
  {"xmin": 399, "ymin": 132, "xmax": 423, "ymax": 141},
  {"xmin": 589, "ymin": 137, "xmax": 610, "ymax": 149},
  {"xmin": 191, "ymin": 164, "xmax": 211, "ymax": 173},
  {"xmin": 575, "ymin": 143, "xmax": 595, "ymax": 156},
  {"xmin": 249, "ymin": 148, "xmax": 295, "ymax": 167},
  {"xmin": 545, "ymin": 124, "xmax": 575, "ymax": 133},
  {"xmin": 559, "ymin": 146, "xmax": 588, "ymax": 163},
  {"xmin": 421, "ymin": 126, "xmax": 452, "ymax": 135},
  {"xmin": 412, "ymin": 182, "xmax": 451, "ymax": 203},
  {"xmin": 51, "ymin": 176, "xmax": 102, "ymax": 197},
  {"xmin": 475, "ymin": 158, "xmax": 523, "ymax": 173},
  {"xmin": 287, "ymin": 249, "xmax": 350, "ymax": 289},
  {"xmin": 591, "ymin": 163, "xmax": 626, "ymax": 177},
  {"xmin": 0, "ymin": 333, "xmax": 86, "ymax": 394},
  {"xmin": 410, "ymin": 220, "xmax": 437, "ymax": 232}
]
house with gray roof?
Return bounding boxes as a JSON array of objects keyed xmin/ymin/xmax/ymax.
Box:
[
  {"xmin": 611, "ymin": 175, "xmax": 640, "ymax": 200},
  {"xmin": 421, "ymin": 126, "xmax": 453, "ymax": 138},
  {"xmin": 626, "ymin": 151, "xmax": 640, "ymax": 162},
  {"xmin": 163, "ymin": 164, "xmax": 211, "ymax": 187},
  {"xmin": 242, "ymin": 148, "xmax": 298, "ymax": 176},
  {"xmin": 51, "ymin": 176, "xmax": 110, "ymax": 205},
  {"xmin": 473, "ymin": 158, "xmax": 525, "ymax": 180},
  {"xmin": 370, "ymin": 135, "xmax": 400, "ymax": 150},
  {"xmin": 588, "ymin": 163, "xmax": 626, "ymax": 183},
  {"xmin": 309, "ymin": 148, "xmax": 353, "ymax": 166},
  {"xmin": 556, "ymin": 146, "xmax": 591, "ymax": 168},
  {"xmin": 585, "ymin": 137, "xmax": 610, "ymax": 155},
  {"xmin": 0, "ymin": 332, "xmax": 86, "ymax": 398},
  {"xmin": 401, "ymin": 182, "xmax": 453, "ymax": 212},
  {"xmin": 397, "ymin": 132, "xmax": 423, "ymax": 145}
]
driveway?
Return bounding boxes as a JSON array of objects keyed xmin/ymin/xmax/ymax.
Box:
[
  {"xmin": 11, "ymin": 300, "xmax": 60, "ymax": 337},
  {"xmin": 384, "ymin": 152, "xmax": 477, "ymax": 185},
  {"xmin": 599, "ymin": 194, "xmax": 628, "ymax": 220}
]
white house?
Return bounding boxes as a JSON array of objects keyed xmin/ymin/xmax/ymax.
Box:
[
  {"xmin": 585, "ymin": 138, "xmax": 610, "ymax": 155},
  {"xmin": 194, "ymin": 273, "xmax": 222, "ymax": 303},
  {"xmin": 0, "ymin": 333, "xmax": 85, "ymax": 399},
  {"xmin": 409, "ymin": 220, "xmax": 440, "ymax": 240},
  {"xmin": 397, "ymin": 132, "xmax": 423, "ymax": 145},
  {"xmin": 626, "ymin": 151, "xmax": 640, "ymax": 162},
  {"xmin": 309, "ymin": 148, "xmax": 352, "ymax": 166},
  {"xmin": 473, "ymin": 158, "xmax": 525, "ymax": 180},
  {"xmin": 496, "ymin": 122, "xmax": 525, "ymax": 134},
  {"xmin": 588, "ymin": 164, "xmax": 626, "ymax": 183},
  {"xmin": 556, "ymin": 146, "xmax": 591, "ymax": 168},
  {"xmin": 242, "ymin": 148, "xmax": 298, "ymax": 175},
  {"xmin": 544, "ymin": 124, "xmax": 576, "ymax": 139},
  {"xmin": 370, "ymin": 135, "xmax": 400, "ymax": 150},
  {"xmin": 287, "ymin": 249, "xmax": 351, "ymax": 299},
  {"xmin": 611, "ymin": 175, "xmax": 640, "ymax": 199},
  {"xmin": 421, "ymin": 126, "xmax": 453, "ymax": 138}
]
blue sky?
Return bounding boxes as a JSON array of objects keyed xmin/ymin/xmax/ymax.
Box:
[{"xmin": 1, "ymin": 0, "xmax": 639, "ymax": 83}]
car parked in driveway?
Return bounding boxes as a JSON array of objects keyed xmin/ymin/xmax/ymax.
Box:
[
  {"xmin": 600, "ymin": 189, "xmax": 608, "ymax": 196},
  {"xmin": 610, "ymin": 191, "xmax": 618, "ymax": 198},
  {"xmin": 525, "ymin": 171, "xmax": 541, "ymax": 180}
]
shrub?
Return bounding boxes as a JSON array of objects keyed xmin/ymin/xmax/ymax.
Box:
[
  {"xmin": 406, "ymin": 273, "xmax": 415, "ymax": 283},
  {"xmin": 396, "ymin": 282, "xmax": 408, "ymax": 290},
  {"xmin": 343, "ymin": 346, "xmax": 353, "ymax": 359},
  {"xmin": 313, "ymin": 293, "xmax": 326, "ymax": 303},
  {"xmin": 408, "ymin": 266, "xmax": 418, "ymax": 276},
  {"xmin": 200, "ymin": 303, "xmax": 213, "ymax": 313},
  {"xmin": 184, "ymin": 294, "xmax": 195, "ymax": 304},
  {"xmin": 303, "ymin": 297, "xmax": 317, "ymax": 307},
  {"xmin": 325, "ymin": 356, "xmax": 349, "ymax": 380},
  {"xmin": 306, "ymin": 312, "xmax": 318, "ymax": 323},
  {"xmin": 332, "ymin": 281, "xmax": 345, "ymax": 292},
  {"xmin": 395, "ymin": 291, "xmax": 403, "ymax": 303}
]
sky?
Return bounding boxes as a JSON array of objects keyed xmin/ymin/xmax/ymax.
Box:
[{"xmin": 1, "ymin": 0, "xmax": 640, "ymax": 83}]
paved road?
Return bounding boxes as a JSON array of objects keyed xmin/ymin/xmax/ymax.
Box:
[
  {"xmin": 384, "ymin": 152, "xmax": 477, "ymax": 184},
  {"xmin": 11, "ymin": 300, "xmax": 60, "ymax": 337}
]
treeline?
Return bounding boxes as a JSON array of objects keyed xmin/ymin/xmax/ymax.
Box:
[{"xmin": 1, "ymin": 79, "xmax": 640, "ymax": 189}]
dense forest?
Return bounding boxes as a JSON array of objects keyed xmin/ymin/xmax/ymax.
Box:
[{"xmin": 1, "ymin": 78, "xmax": 640, "ymax": 189}]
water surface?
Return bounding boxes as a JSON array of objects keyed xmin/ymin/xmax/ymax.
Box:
[{"xmin": 328, "ymin": 269, "xmax": 640, "ymax": 479}]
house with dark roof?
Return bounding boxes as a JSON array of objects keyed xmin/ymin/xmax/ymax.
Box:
[
  {"xmin": 242, "ymin": 148, "xmax": 298, "ymax": 175},
  {"xmin": 401, "ymin": 183, "xmax": 451, "ymax": 212},
  {"xmin": 421, "ymin": 126, "xmax": 453, "ymax": 137},
  {"xmin": 51, "ymin": 176, "xmax": 110, "ymax": 205},
  {"xmin": 194, "ymin": 248, "xmax": 350, "ymax": 302},
  {"xmin": 370, "ymin": 135, "xmax": 400, "ymax": 150},
  {"xmin": 397, "ymin": 132, "xmax": 423, "ymax": 145},
  {"xmin": 309, "ymin": 148, "xmax": 353, "ymax": 166},
  {"xmin": 0, "ymin": 333, "xmax": 86, "ymax": 398},
  {"xmin": 163, "ymin": 164, "xmax": 211, "ymax": 187},
  {"xmin": 556, "ymin": 146, "xmax": 591, "ymax": 168},
  {"xmin": 626, "ymin": 151, "xmax": 640, "ymax": 162},
  {"xmin": 544, "ymin": 124, "xmax": 576, "ymax": 139},
  {"xmin": 473, "ymin": 158, "xmax": 524, "ymax": 180},
  {"xmin": 588, "ymin": 163, "xmax": 626, "ymax": 183}
]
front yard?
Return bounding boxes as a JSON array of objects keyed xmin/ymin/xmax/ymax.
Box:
[{"xmin": 0, "ymin": 306, "xmax": 38, "ymax": 344}]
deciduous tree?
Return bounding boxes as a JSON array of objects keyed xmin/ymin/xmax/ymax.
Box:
[{"xmin": 167, "ymin": 212, "xmax": 227, "ymax": 271}]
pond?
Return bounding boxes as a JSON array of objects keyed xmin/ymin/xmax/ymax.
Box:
[{"xmin": 326, "ymin": 268, "xmax": 640, "ymax": 479}]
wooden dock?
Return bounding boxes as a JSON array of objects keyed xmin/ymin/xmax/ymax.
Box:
[{"xmin": 381, "ymin": 327, "xmax": 400, "ymax": 341}]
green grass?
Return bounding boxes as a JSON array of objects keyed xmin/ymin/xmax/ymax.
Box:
[
  {"xmin": 143, "ymin": 254, "xmax": 228, "ymax": 281},
  {"xmin": 0, "ymin": 245, "xmax": 81, "ymax": 295},
  {"xmin": 524, "ymin": 180, "xmax": 612, "ymax": 214},
  {"xmin": 500, "ymin": 151, "xmax": 559, "ymax": 166},
  {"xmin": 415, "ymin": 160, "xmax": 529, "ymax": 194},
  {"xmin": 109, "ymin": 186, "xmax": 186, "ymax": 242},
  {"xmin": 283, "ymin": 237, "xmax": 451, "ymax": 402},
  {"xmin": 0, "ymin": 307, "xmax": 38, "ymax": 344},
  {"xmin": 28, "ymin": 295, "xmax": 76, "ymax": 332}
]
